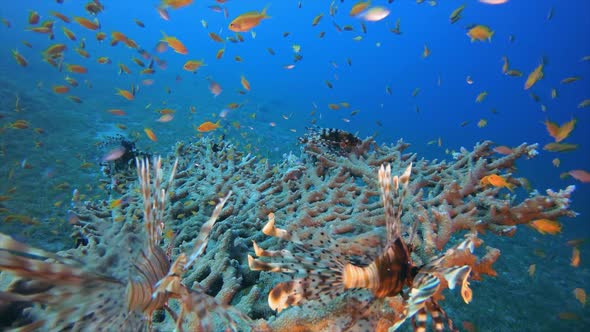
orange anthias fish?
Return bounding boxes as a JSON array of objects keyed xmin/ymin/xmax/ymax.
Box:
[
  {"xmin": 116, "ymin": 88, "xmax": 134, "ymax": 101},
  {"xmin": 144, "ymin": 128, "xmax": 157, "ymax": 141},
  {"xmin": 67, "ymin": 64, "xmax": 88, "ymax": 74},
  {"xmin": 240, "ymin": 75, "xmax": 250, "ymax": 91},
  {"xmin": 543, "ymin": 142, "xmax": 578, "ymax": 152},
  {"xmin": 493, "ymin": 146, "xmax": 513, "ymax": 155},
  {"xmin": 529, "ymin": 219, "xmax": 562, "ymax": 235},
  {"xmin": 568, "ymin": 170, "xmax": 590, "ymax": 183},
  {"xmin": 161, "ymin": 32, "xmax": 188, "ymax": 54},
  {"xmin": 161, "ymin": 0, "xmax": 194, "ymax": 9},
  {"xmin": 524, "ymin": 62, "xmax": 544, "ymax": 90},
  {"xmin": 574, "ymin": 288, "xmax": 586, "ymax": 306},
  {"xmin": 350, "ymin": 1, "xmax": 371, "ymax": 17},
  {"xmin": 50, "ymin": 11, "xmax": 71, "ymax": 23},
  {"xmin": 209, "ymin": 32, "xmax": 223, "ymax": 43},
  {"xmin": 183, "ymin": 59, "xmax": 205, "ymax": 72},
  {"xmin": 208, "ymin": 80, "xmax": 222, "ymax": 97},
  {"xmin": 196, "ymin": 120, "xmax": 220, "ymax": 132},
  {"xmin": 11, "ymin": 50, "xmax": 28, "ymax": 67},
  {"xmin": 544, "ymin": 118, "xmax": 576, "ymax": 142},
  {"xmin": 52, "ymin": 85, "xmax": 70, "ymax": 94},
  {"xmin": 467, "ymin": 24, "xmax": 494, "ymax": 42},
  {"xmin": 28, "ymin": 10, "xmax": 40, "ymax": 25},
  {"xmin": 571, "ymin": 247, "xmax": 581, "ymax": 267},
  {"xmin": 480, "ymin": 174, "xmax": 514, "ymax": 192},
  {"xmin": 228, "ymin": 6, "xmax": 270, "ymax": 32},
  {"xmin": 73, "ymin": 16, "xmax": 100, "ymax": 30},
  {"xmin": 62, "ymin": 27, "xmax": 77, "ymax": 41}
]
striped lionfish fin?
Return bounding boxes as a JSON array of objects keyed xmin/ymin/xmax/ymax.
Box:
[
  {"xmin": 153, "ymin": 190, "xmax": 232, "ymax": 300},
  {"xmin": 425, "ymin": 299, "xmax": 458, "ymax": 332},
  {"xmin": 0, "ymin": 233, "xmax": 138, "ymax": 331},
  {"xmin": 412, "ymin": 307, "xmax": 428, "ymax": 332},
  {"xmin": 391, "ymin": 272, "xmax": 440, "ymax": 331},
  {"xmin": 378, "ymin": 163, "xmax": 412, "ymax": 245},
  {"xmin": 151, "ymin": 190, "xmax": 234, "ymax": 331},
  {"xmin": 249, "ymin": 213, "xmax": 347, "ymax": 312},
  {"xmin": 136, "ymin": 156, "xmax": 178, "ymax": 248},
  {"xmin": 0, "ymin": 233, "xmax": 115, "ymax": 286},
  {"xmin": 184, "ymin": 190, "xmax": 232, "ymax": 271},
  {"xmin": 411, "ymin": 301, "xmax": 458, "ymax": 332},
  {"xmin": 418, "ymin": 234, "xmax": 475, "ymax": 304}
]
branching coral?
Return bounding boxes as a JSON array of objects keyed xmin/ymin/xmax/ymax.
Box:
[{"xmin": 0, "ymin": 131, "xmax": 577, "ymax": 331}]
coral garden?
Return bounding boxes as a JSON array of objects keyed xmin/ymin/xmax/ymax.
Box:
[{"xmin": 0, "ymin": 130, "xmax": 576, "ymax": 331}]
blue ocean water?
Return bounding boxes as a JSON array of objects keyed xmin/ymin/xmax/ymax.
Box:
[{"xmin": 0, "ymin": 0, "xmax": 589, "ymax": 330}]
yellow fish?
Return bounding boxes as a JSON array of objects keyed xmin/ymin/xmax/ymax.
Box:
[
  {"xmin": 195, "ymin": 120, "xmax": 220, "ymax": 132},
  {"xmin": 524, "ymin": 62, "xmax": 544, "ymax": 90},
  {"xmin": 528, "ymin": 264, "xmax": 536, "ymax": 277},
  {"xmin": 449, "ymin": 4, "xmax": 465, "ymax": 24},
  {"xmin": 544, "ymin": 118, "xmax": 576, "ymax": 142},
  {"xmin": 350, "ymin": 1, "xmax": 371, "ymax": 17},
  {"xmin": 480, "ymin": 174, "xmax": 512, "ymax": 191},
  {"xmin": 543, "ymin": 142, "xmax": 578, "ymax": 152},
  {"xmin": 228, "ymin": 6, "xmax": 270, "ymax": 32},
  {"xmin": 467, "ymin": 24, "xmax": 494, "ymax": 42},
  {"xmin": 574, "ymin": 288, "xmax": 586, "ymax": 306},
  {"xmin": 475, "ymin": 91, "xmax": 488, "ymax": 103}
]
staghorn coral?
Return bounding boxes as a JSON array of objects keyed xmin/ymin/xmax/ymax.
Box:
[{"xmin": 0, "ymin": 131, "xmax": 577, "ymax": 331}]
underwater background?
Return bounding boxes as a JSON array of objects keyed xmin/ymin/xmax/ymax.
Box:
[{"xmin": 0, "ymin": 0, "xmax": 589, "ymax": 331}]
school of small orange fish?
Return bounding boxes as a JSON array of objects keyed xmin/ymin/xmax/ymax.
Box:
[{"xmin": 1, "ymin": 0, "xmax": 589, "ymax": 321}]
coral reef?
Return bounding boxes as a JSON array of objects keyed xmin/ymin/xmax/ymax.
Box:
[{"xmin": 0, "ymin": 131, "xmax": 576, "ymax": 331}]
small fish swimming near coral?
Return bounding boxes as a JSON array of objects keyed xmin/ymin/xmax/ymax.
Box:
[{"xmin": 249, "ymin": 163, "xmax": 483, "ymax": 331}]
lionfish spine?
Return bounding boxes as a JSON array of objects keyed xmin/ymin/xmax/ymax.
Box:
[
  {"xmin": 379, "ymin": 163, "xmax": 413, "ymax": 244},
  {"xmin": 136, "ymin": 156, "xmax": 178, "ymax": 248}
]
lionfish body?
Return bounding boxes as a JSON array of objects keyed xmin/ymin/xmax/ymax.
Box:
[
  {"xmin": 0, "ymin": 157, "xmax": 243, "ymax": 331},
  {"xmin": 298, "ymin": 127, "xmax": 363, "ymax": 155},
  {"xmin": 249, "ymin": 163, "xmax": 475, "ymax": 331}
]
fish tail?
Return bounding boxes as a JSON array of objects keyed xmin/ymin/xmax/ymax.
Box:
[
  {"xmin": 507, "ymin": 183, "xmax": 515, "ymax": 192},
  {"xmin": 261, "ymin": 3, "xmax": 271, "ymax": 17}
]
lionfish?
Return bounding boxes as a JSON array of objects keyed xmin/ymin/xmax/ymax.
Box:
[
  {"xmin": 0, "ymin": 157, "xmax": 245, "ymax": 331},
  {"xmin": 249, "ymin": 163, "xmax": 476, "ymax": 331},
  {"xmin": 298, "ymin": 127, "xmax": 362, "ymax": 155}
]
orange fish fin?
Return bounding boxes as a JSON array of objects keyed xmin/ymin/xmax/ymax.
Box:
[{"xmin": 544, "ymin": 119, "xmax": 561, "ymax": 141}]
